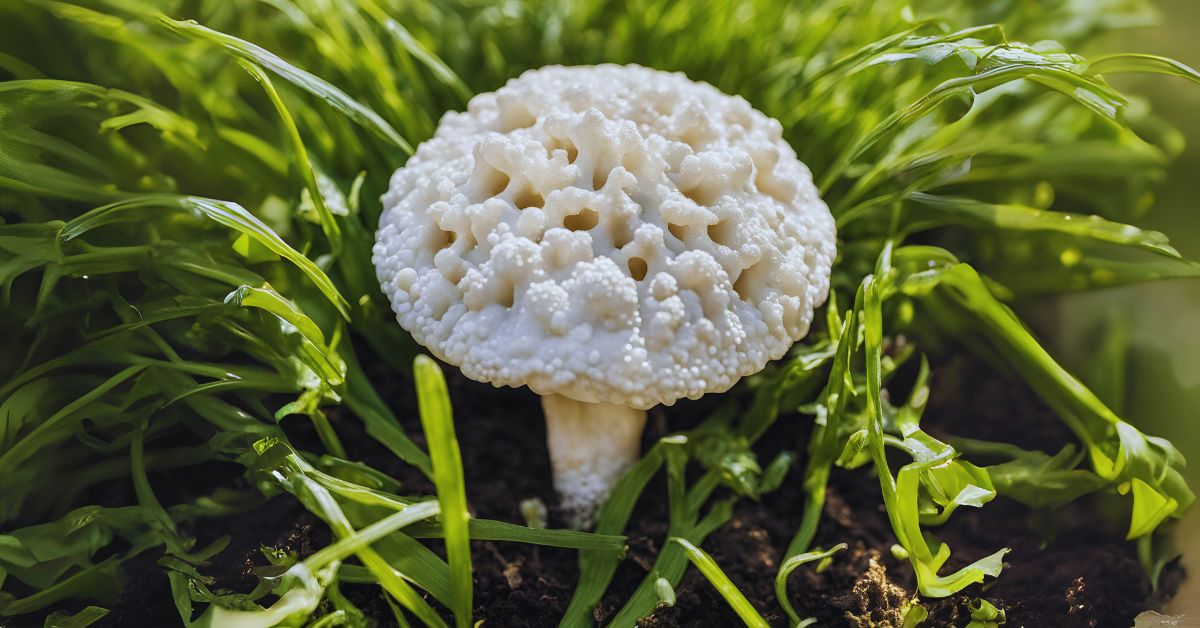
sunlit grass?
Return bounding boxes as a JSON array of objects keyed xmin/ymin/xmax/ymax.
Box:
[{"xmin": 1, "ymin": 0, "xmax": 1198, "ymax": 625}]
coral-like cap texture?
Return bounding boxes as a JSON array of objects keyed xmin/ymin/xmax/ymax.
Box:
[{"xmin": 374, "ymin": 65, "xmax": 836, "ymax": 409}]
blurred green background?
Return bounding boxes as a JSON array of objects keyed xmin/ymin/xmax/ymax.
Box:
[
  {"xmin": 1055, "ymin": 6, "xmax": 1200, "ymax": 609},
  {"xmin": 1053, "ymin": 0, "xmax": 1200, "ymax": 487},
  {"xmin": 1091, "ymin": 2, "xmax": 1200, "ymax": 611}
]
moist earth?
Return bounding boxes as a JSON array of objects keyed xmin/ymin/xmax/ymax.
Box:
[{"xmin": 33, "ymin": 352, "xmax": 1182, "ymax": 627}]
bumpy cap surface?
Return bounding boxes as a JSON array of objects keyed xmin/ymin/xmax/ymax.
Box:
[{"xmin": 374, "ymin": 65, "xmax": 836, "ymax": 409}]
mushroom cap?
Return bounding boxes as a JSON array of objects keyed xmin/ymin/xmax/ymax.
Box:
[{"xmin": 374, "ymin": 64, "xmax": 836, "ymax": 409}]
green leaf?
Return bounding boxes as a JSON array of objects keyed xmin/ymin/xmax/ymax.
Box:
[
  {"xmin": 822, "ymin": 45, "xmax": 1131, "ymax": 190},
  {"xmin": 671, "ymin": 538, "xmax": 769, "ymax": 628},
  {"xmin": 966, "ymin": 598, "xmax": 1005, "ymax": 628},
  {"xmin": 61, "ymin": 195, "xmax": 349, "ymax": 317},
  {"xmin": 298, "ymin": 501, "xmax": 440, "ymax": 572},
  {"xmin": 0, "ymin": 80, "xmax": 200, "ymax": 201},
  {"xmin": 953, "ymin": 438, "xmax": 1107, "ymax": 508},
  {"xmin": 232, "ymin": 234, "xmax": 280, "ymax": 264},
  {"xmin": 903, "ymin": 600, "xmax": 930, "ymax": 628},
  {"xmin": 1086, "ymin": 53, "xmax": 1200, "ymax": 85},
  {"xmin": 362, "ymin": 7, "xmax": 472, "ymax": 103},
  {"xmin": 775, "ymin": 543, "xmax": 847, "ymax": 627},
  {"xmin": 987, "ymin": 248, "xmax": 1200, "ymax": 296},
  {"xmin": 786, "ymin": 299, "xmax": 860, "ymax": 560},
  {"xmin": 291, "ymin": 471, "xmax": 446, "ymax": 628},
  {"xmin": 561, "ymin": 445, "xmax": 665, "ymax": 626},
  {"xmin": 899, "ymin": 254, "xmax": 1195, "ymax": 537},
  {"xmin": 340, "ymin": 344, "xmax": 432, "ymax": 475},
  {"xmin": 606, "ymin": 498, "xmax": 734, "ymax": 627},
  {"xmin": 236, "ymin": 60, "xmax": 343, "ymax": 255},
  {"xmin": 860, "ymin": 249, "xmax": 1009, "ymax": 597},
  {"xmin": 43, "ymin": 605, "xmax": 109, "ymax": 628},
  {"xmin": 405, "ymin": 518, "xmax": 625, "ymax": 555},
  {"xmin": 225, "ymin": 284, "xmax": 345, "ymax": 387},
  {"xmin": 413, "ymin": 355, "xmax": 472, "ymax": 628},
  {"xmin": 157, "ymin": 16, "xmax": 412, "ymax": 154},
  {"xmin": 907, "ymin": 193, "xmax": 1180, "ymax": 257}
]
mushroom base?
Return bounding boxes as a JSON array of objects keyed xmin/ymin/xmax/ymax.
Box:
[{"xmin": 541, "ymin": 394, "xmax": 648, "ymax": 529}]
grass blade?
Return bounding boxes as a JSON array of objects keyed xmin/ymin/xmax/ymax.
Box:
[
  {"xmin": 300, "ymin": 501, "xmax": 440, "ymax": 570},
  {"xmin": 406, "ymin": 519, "xmax": 626, "ymax": 554},
  {"xmin": 898, "ymin": 255, "xmax": 1195, "ymax": 537},
  {"xmin": 560, "ymin": 445, "xmax": 665, "ymax": 626},
  {"xmin": 822, "ymin": 60, "xmax": 1129, "ymax": 191},
  {"xmin": 43, "ymin": 605, "xmax": 110, "ymax": 628},
  {"xmin": 363, "ymin": 4, "xmax": 472, "ymax": 103},
  {"xmin": 225, "ymin": 284, "xmax": 345, "ymax": 387},
  {"xmin": 606, "ymin": 499, "xmax": 734, "ymax": 627},
  {"xmin": 237, "ymin": 60, "xmax": 342, "ymax": 255},
  {"xmin": 157, "ymin": 16, "xmax": 412, "ymax": 154},
  {"xmin": 908, "ymin": 193, "xmax": 1180, "ymax": 257},
  {"xmin": 61, "ymin": 195, "xmax": 350, "ymax": 317},
  {"xmin": 296, "ymin": 474, "xmax": 446, "ymax": 627},
  {"xmin": 1087, "ymin": 53, "xmax": 1200, "ymax": 84},
  {"xmin": 413, "ymin": 355, "xmax": 472, "ymax": 628},
  {"xmin": 670, "ymin": 538, "xmax": 769, "ymax": 628},
  {"xmin": 341, "ymin": 345, "xmax": 432, "ymax": 474},
  {"xmin": 775, "ymin": 543, "xmax": 847, "ymax": 627}
]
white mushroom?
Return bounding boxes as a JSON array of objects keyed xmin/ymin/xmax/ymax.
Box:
[{"xmin": 374, "ymin": 64, "xmax": 836, "ymax": 526}]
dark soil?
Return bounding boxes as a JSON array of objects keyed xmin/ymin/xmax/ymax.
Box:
[{"xmin": 33, "ymin": 353, "xmax": 1183, "ymax": 627}]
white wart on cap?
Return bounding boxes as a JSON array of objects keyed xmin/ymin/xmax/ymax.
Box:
[{"xmin": 374, "ymin": 64, "xmax": 836, "ymax": 409}]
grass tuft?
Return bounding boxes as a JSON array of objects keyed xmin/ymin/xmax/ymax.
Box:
[{"xmin": 0, "ymin": 0, "xmax": 1197, "ymax": 624}]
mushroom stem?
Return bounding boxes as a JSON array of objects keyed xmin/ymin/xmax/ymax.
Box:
[{"xmin": 541, "ymin": 394, "xmax": 647, "ymax": 529}]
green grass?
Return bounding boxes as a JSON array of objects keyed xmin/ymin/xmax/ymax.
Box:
[
  {"xmin": 671, "ymin": 537, "xmax": 769, "ymax": 628},
  {"xmin": 775, "ymin": 543, "xmax": 847, "ymax": 626},
  {"xmin": 1, "ymin": 0, "xmax": 1198, "ymax": 625},
  {"xmin": 412, "ymin": 356, "xmax": 471, "ymax": 628}
]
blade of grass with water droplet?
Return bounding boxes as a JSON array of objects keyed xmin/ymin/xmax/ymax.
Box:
[{"xmin": 907, "ymin": 193, "xmax": 1180, "ymax": 257}]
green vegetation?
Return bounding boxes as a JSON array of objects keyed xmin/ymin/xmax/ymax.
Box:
[
  {"xmin": 1, "ymin": 0, "xmax": 1197, "ymax": 625},
  {"xmin": 672, "ymin": 538, "xmax": 769, "ymax": 628}
]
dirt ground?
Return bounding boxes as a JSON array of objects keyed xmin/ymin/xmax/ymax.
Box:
[{"xmin": 66, "ymin": 353, "xmax": 1182, "ymax": 627}]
